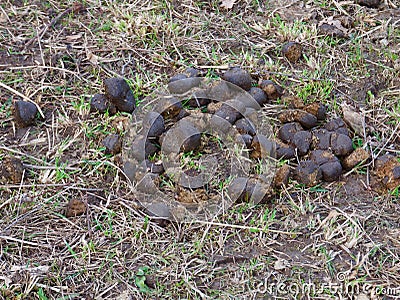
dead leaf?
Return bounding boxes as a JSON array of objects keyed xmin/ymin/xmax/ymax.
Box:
[
  {"xmin": 64, "ymin": 33, "xmax": 82, "ymax": 42},
  {"xmin": 274, "ymin": 258, "xmax": 289, "ymax": 270},
  {"xmin": 341, "ymin": 103, "xmax": 365, "ymax": 136},
  {"xmin": 319, "ymin": 16, "xmax": 348, "ymax": 34},
  {"xmin": 87, "ymin": 51, "xmax": 99, "ymax": 65},
  {"xmin": 221, "ymin": 0, "xmax": 236, "ymax": 9}
]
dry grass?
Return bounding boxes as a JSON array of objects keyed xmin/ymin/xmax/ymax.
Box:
[{"xmin": 0, "ymin": 0, "xmax": 399, "ymax": 299}]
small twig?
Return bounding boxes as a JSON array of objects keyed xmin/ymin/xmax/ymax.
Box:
[{"xmin": 0, "ymin": 235, "xmax": 51, "ymax": 248}]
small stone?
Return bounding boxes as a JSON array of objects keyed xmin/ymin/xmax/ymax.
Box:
[
  {"xmin": 260, "ymin": 80, "xmax": 284, "ymax": 100},
  {"xmin": 294, "ymin": 160, "xmax": 322, "ymax": 187},
  {"xmin": 143, "ymin": 111, "xmax": 165, "ymax": 138},
  {"xmin": 309, "ymin": 150, "xmax": 338, "ymax": 166},
  {"xmin": 90, "ymin": 94, "xmax": 116, "ymax": 115},
  {"xmin": 65, "ymin": 199, "xmax": 86, "ymax": 217},
  {"xmin": 331, "ymin": 133, "xmax": 353, "ymax": 156},
  {"xmin": 293, "ymin": 131, "xmax": 312, "ymax": 156},
  {"xmin": 104, "ymin": 77, "xmax": 136, "ymax": 113},
  {"xmin": 235, "ymin": 118, "xmax": 256, "ymax": 136},
  {"xmin": 282, "ymin": 42, "xmax": 302, "ymax": 63},
  {"xmin": 320, "ymin": 161, "xmax": 342, "ymax": 182},
  {"xmin": 103, "ymin": 134, "xmax": 122, "ymax": 155},
  {"xmin": 342, "ymin": 148, "xmax": 370, "ymax": 169},
  {"xmin": 14, "ymin": 100, "xmax": 38, "ymax": 128},
  {"xmin": 248, "ymin": 87, "xmax": 268, "ymax": 105},
  {"xmin": 0, "ymin": 156, "xmax": 24, "ymax": 184},
  {"xmin": 278, "ymin": 110, "xmax": 318, "ymax": 129},
  {"xmin": 278, "ymin": 122, "xmax": 303, "ymax": 144},
  {"xmin": 222, "ymin": 67, "xmax": 252, "ymax": 91},
  {"xmin": 274, "ymin": 164, "xmax": 291, "ymax": 187},
  {"xmin": 311, "ymin": 129, "xmax": 332, "ymax": 150}
]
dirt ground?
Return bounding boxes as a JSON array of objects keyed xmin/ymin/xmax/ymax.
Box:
[{"xmin": 0, "ymin": 0, "xmax": 399, "ymax": 299}]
